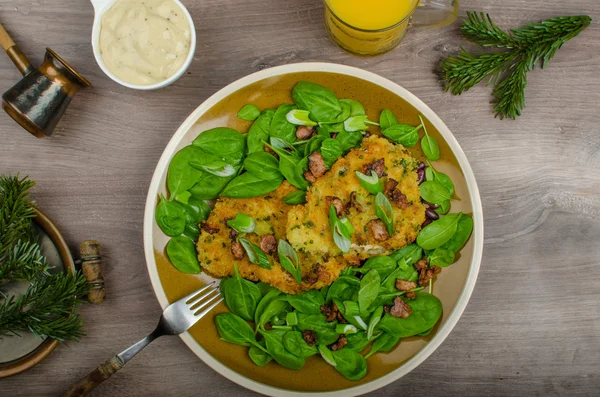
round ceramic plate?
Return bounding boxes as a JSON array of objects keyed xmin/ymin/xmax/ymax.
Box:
[{"xmin": 143, "ymin": 63, "xmax": 483, "ymax": 396}]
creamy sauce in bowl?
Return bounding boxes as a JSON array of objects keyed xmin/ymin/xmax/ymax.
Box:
[{"xmin": 99, "ymin": 0, "xmax": 192, "ymax": 86}]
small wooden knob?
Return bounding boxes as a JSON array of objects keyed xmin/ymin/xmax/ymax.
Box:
[{"xmin": 80, "ymin": 240, "xmax": 105, "ymax": 304}]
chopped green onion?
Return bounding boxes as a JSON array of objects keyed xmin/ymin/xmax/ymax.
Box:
[
  {"xmin": 189, "ymin": 159, "xmax": 236, "ymax": 177},
  {"xmin": 344, "ymin": 301, "xmax": 360, "ymax": 316},
  {"xmin": 329, "ymin": 205, "xmax": 352, "ymax": 253},
  {"xmin": 227, "ymin": 213, "xmax": 256, "ymax": 233},
  {"xmin": 277, "ymin": 239, "xmax": 301, "ymax": 283},
  {"xmin": 354, "ymin": 316, "xmax": 368, "ymax": 330},
  {"xmin": 318, "ymin": 345, "xmax": 337, "ymax": 367},
  {"xmin": 339, "ymin": 217, "xmax": 355, "ymax": 235},
  {"xmin": 271, "ymin": 325, "xmax": 293, "ymax": 331},
  {"xmin": 238, "ymin": 238, "xmax": 271, "ymax": 269},
  {"xmin": 367, "ymin": 306, "xmax": 384, "ymax": 340},
  {"xmin": 355, "ymin": 170, "xmax": 383, "ymax": 195},
  {"xmin": 283, "ymin": 190, "xmax": 307, "ymax": 205},
  {"xmin": 375, "ymin": 192, "xmax": 394, "ymax": 236},
  {"xmin": 336, "ymin": 324, "xmax": 358, "ymax": 334},
  {"xmin": 286, "ymin": 109, "xmax": 317, "ymax": 126},
  {"xmin": 286, "ymin": 311, "xmax": 298, "ymax": 326}
]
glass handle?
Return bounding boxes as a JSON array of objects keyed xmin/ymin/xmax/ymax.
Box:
[{"xmin": 412, "ymin": 0, "xmax": 459, "ymax": 28}]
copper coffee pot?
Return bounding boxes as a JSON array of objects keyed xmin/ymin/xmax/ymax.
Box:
[{"xmin": 0, "ymin": 23, "xmax": 91, "ymax": 138}]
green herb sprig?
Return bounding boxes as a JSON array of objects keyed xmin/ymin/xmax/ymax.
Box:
[{"xmin": 440, "ymin": 12, "xmax": 591, "ymax": 119}]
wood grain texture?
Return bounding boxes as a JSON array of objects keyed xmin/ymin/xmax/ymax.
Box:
[{"xmin": 1, "ymin": 0, "xmax": 599, "ymax": 395}]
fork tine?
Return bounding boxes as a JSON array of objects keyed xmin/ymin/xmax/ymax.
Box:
[
  {"xmin": 194, "ymin": 296, "xmax": 224, "ymax": 317},
  {"xmin": 183, "ymin": 281, "xmax": 216, "ymax": 304},
  {"xmin": 188, "ymin": 287, "xmax": 219, "ymax": 309},
  {"xmin": 190, "ymin": 291, "xmax": 222, "ymax": 314}
]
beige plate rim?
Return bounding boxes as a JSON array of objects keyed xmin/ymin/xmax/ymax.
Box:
[{"xmin": 143, "ymin": 62, "xmax": 484, "ymax": 396}]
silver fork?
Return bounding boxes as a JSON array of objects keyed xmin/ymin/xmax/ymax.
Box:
[{"xmin": 61, "ymin": 282, "xmax": 222, "ymax": 397}]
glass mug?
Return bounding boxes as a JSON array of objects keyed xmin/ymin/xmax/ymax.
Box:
[{"xmin": 324, "ymin": 0, "xmax": 459, "ymax": 56}]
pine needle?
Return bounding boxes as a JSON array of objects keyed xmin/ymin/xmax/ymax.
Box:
[{"xmin": 440, "ymin": 12, "xmax": 592, "ymax": 119}]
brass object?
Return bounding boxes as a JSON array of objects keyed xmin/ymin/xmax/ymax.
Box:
[
  {"xmin": 0, "ymin": 23, "xmax": 91, "ymax": 138},
  {"xmin": 79, "ymin": 240, "xmax": 106, "ymax": 304}
]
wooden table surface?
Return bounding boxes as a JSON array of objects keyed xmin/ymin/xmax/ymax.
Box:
[{"xmin": 1, "ymin": 0, "xmax": 599, "ymax": 395}]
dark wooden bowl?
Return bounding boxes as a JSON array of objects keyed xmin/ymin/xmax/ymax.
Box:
[{"xmin": 0, "ymin": 208, "xmax": 75, "ymax": 378}]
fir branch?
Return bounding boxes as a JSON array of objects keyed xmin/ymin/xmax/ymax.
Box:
[
  {"xmin": 0, "ymin": 240, "xmax": 51, "ymax": 282},
  {"xmin": 0, "ymin": 175, "xmax": 37, "ymax": 265},
  {"xmin": 0, "ymin": 271, "xmax": 89, "ymax": 341},
  {"xmin": 440, "ymin": 12, "xmax": 592, "ymax": 119}
]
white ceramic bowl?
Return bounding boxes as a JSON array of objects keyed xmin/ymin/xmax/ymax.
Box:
[
  {"xmin": 143, "ymin": 63, "xmax": 484, "ymax": 396},
  {"xmin": 90, "ymin": 0, "xmax": 196, "ymax": 90}
]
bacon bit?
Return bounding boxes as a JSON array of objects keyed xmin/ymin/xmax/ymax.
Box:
[
  {"xmin": 321, "ymin": 304, "xmax": 338, "ymax": 322},
  {"xmin": 326, "ymin": 196, "xmax": 345, "ymax": 217},
  {"xmin": 308, "ymin": 151, "xmax": 327, "ymax": 178},
  {"xmin": 346, "ymin": 191, "xmax": 366, "ymax": 213},
  {"xmin": 390, "ymin": 190, "xmax": 410, "ymax": 209},
  {"xmin": 389, "ymin": 297, "xmax": 412, "ymax": 318},
  {"xmin": 367, "ymin": 219, "xmax": 389, "ymax": 241},
  {"xmin": 414, "ymin": 258, "xmax": 441, "ymax": 286},
  {"xmin": 414, "ymin": 258, "xmax": 428, "ymax": 271},
  {"xmin": 405, "ymin": 291, "xmax": 417, "ymax": 300},
  {"xmin": 363, "ymin": 158, "xmax": 387, "ymax": 178},
  {"xmin": 231, "ymin": 241, "xmax": 245, "ymax": 260},
  {"xmin": 303, "ymin": 170, "xmax": 317, "ymax": 184},
  {"xmin": 228, "ymin": 228, "xmax": 239, "ymax": 241},
  {"xmin": 316, "ymin": 264, "xmax": 331, "ymax": 284},
  {"xmin": 395, "ymin": 279, "xmax": 417, "ymax": 291},
  {"xmin": 329, "ymin": 335, "xmax": 348, "ymax": 351},
  {"xmin": 303, "ymin": 330, "xmax": 317, "ymax": 346},
  {"xmin": 296, "ymin": 126, "xmax": 316, "ymax": 140},
  {"xmin": 384, "ymin": 178, "xmax": 399, "ymax": 195},
  {"xmin": 202, "ymin": 223, "xmax": 220, "ymax": 235},
  {"xmin": 260, "ymin": 234, "xmax": 277, "ymax": 255}
]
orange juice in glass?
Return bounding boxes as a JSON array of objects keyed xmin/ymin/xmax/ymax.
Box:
[{"xmin": 324, "ymin": 0, "xmax": 459, "ymax": 56}]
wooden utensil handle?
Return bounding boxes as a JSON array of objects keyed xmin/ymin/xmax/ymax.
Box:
[
  {"xmin": 0, "ymin": 23, "xmax": 33, "ymax": 75},
  {"xmin": 60, "ymin": 356, "xmax": 123, "ymax": 397}
]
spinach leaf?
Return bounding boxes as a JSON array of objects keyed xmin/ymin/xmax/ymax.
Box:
[
  {"xmin": 389, "ymin": 244, "xmax": 423, "ymax": 266},
  {"xmin": 277, "ymin": 239, "xmax": 301, "ymax": 283},
  {"xmin": 167, "ymin": 146, "xmax": 204, "ymax": 202},
  {"xmin": 237, "ymin": 104, "xmax": 261, "ymax": 121},
  {"xmin": 256, "ymin": 297, "xmax": 290, "ymax": 330},
  {"xmin": 305, "ymin": 135, "xmax": 326, "ymax": 157},
  {"xmin": 344, "ymin": 115, "xmax": 370, "ymax": 132},
  {"xmin": 292, "ymin": 81, "xmax": 342, "ymax": 122},
  {"xmin": 319, "ymin": 138, "xmax": 342, "ymax": 168},
  {"xmin": 331, "ymin": 348, "xmax": 367, "ymax": 381},
  {"xmin": 436, "ymin": 200, "xmax": 451, "ymax": 215},
  {"xmin": 318, "ymin": 344, "xmax": 337, "ymax": 366},
  {"xmin": 189, "ymin": 158, "xmax": 236, "ymax": 177},
  {"xmin": 364, "ymin": 332, "xmax": 400, "ymax": 358},
  {"xmin": 344, "ymin": 331, "xmax": 371, "ymax": 352},
  {"xmin": 188, "ymin": 173, "xmax": 235, "ymax": 200},
  {"xmin": 182, "ymin": 223, "xmax": 200, "ymax": 240},
  {"xmin": 215, "ymin": 313, "xmax": 259, "ymax": 347},
  {"xmin": 222, "ymin": 264, "xmax": 262, "ymax": 321},
  {"xmin": 326, "ymin": 276, "xmax": 360, "ymax": 303},
  {"xmin": 185, "ymin": 197, "xmax": 211, "ymax": 224},
  {"xmin": 270, "ymin": 104, "xmax": 297, "ymax": 143},
  {"xmin": 339, "ymin": 99, "xmax": 365, "ymax": 116},
  {"xmin": 297, "ymin": 313, "xmax": 339, "ymax": 345},
  {"xmin": 155, "ymin": 195, "xmax": 186, "ymax": 237},
  {"xmin": 381, "ymin": 124, "xmax": 421, "ymax": 147},
  {"xmin": 379, "ymin": 109, "xmax": 398, "ymax": 130},
  {"xmin": 378, "ymin": 292, "xmax": 443, "ymax": 338},
  {"xmin": 358, "ymin": 256, "xmax": 396, "ymax": 280},
  {"xmin": 334, "ymin": 298, "xmax": 366, "ymax": 331},
  {"xmin": 420, "ymin": 181, "xmax": 452, "ymax": 205},
  {"xmin": 238, "ymin": 238, "xmax": 272, "ymax": 269},
  {"xmin": 285, "ymin": 290, "xmax": 324, "ymax": 314},
  {"xmin": 417, "ymin": 212, "xmax": 463, "ymax": 250},
  {"xmin": 266, "ymin": 144, "xmax": 309, "ymax": 190},
  {"xmin": 441, "ymin": 214, "xmax": 473, "ymax": 252},
  {"xmin": 381, "ymin": 258, "xmax": 418, "ymax": 293},
  {"xmin": 257, "ymin": 281, "xmax": 275, "ymax": 296},
  {"xmin": 375, "ymin": 192, "xmax": 394, "ymax": 235},
  {"xmin": 419, "ymin": 115, "xmax": 440, "ymax": 161},
  {"xmin": 247, "ymin": 110, "xmax": 275, "ymax": 153},
  {"xmin": 283, "ymin": 331, "xmax": 318, "ymax": 358},
  {"xmin": 166, "ymin": 236, "xmax": 200, "ymax": 274},
  {"xmin": 219, "ymin": 172, "xmax": 282, "ymax": 198},
  {"xmin": 427, "ymin": 161, "xmax": 455, "ymax": 195},
  {"xmin": 283, "ymin": 190, "xmax": 307, "ymax": 205},
  {"xmin": 243, "ymin": 152, "xmax": 282, "ymax": 179},
  {"xmin": 192, "ymin": 128, "xmax": 246, "ymax": 164},
  {"xmin": 260, "ymin": 329, "xmax": 305, "ymax": 370},
  {"xmin": 254, "ymin": 288, "xmax": 282, "ymax": 326},
  {"xmin": 358, "ymin": 269, "xmax": 380, "ymax": 314},
  {"xmin": 249, "ymin": 341, "xmax": 272, "ymax": 366},
  {"xmin": 427, "ymin": 247, "xmax": 455, "ymax": 267},
  {"xmin": 336, "ymin": 130, "xmax": 363, "ymax": 153}
]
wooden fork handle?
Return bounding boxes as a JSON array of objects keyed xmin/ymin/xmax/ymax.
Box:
[
  {"xmin": 0, "ymin": 23, "xmax": 33, "ymax": 75},
  {"xmin": 60, "ymin": 356, "xmax": 123, "ymax": 397}
]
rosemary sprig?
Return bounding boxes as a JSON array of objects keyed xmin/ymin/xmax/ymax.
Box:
[
  {"xmin": 0, "ymin": 175, "xmax": 89, "ymax": 341},
  {"xmin": 440, "ymin": 12, "xmax": 592, "ymax": 119}
]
